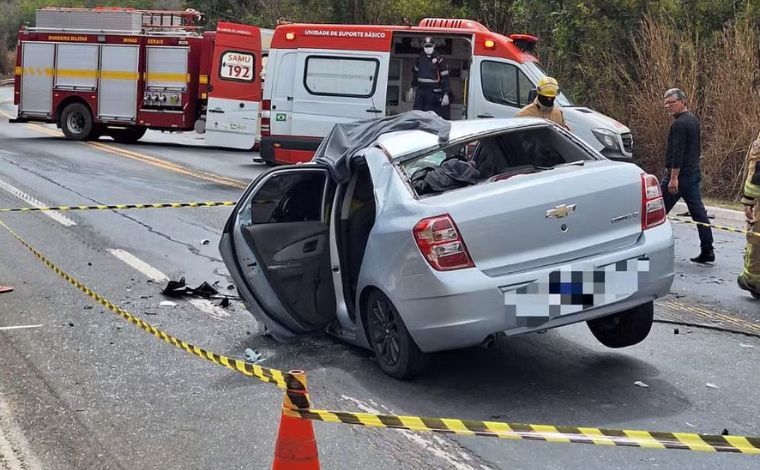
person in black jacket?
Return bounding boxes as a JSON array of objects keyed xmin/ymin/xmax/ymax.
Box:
[
  {"xmin": 661, "ymin": 88, "xmax": 715, "ymax": 264},
  {"xmin": 410, "ymin": 37, "xmax": 450, "ymax": 118}
]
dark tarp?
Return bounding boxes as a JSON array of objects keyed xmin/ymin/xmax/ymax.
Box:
[
  {"xmin": 410, "ymin": 159, "xmax": 481, "ymax": 195},
  {"xmin": 313, "ymin": 110, "xmax": 451, "ymax": 183}
]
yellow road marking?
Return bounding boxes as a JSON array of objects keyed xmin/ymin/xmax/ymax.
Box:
[{"xmin": 4, "ymin": 113, "xmax": 248, "ymax": 189}]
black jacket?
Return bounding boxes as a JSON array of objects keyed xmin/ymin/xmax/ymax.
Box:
[{"xmin": 666, "ymin": 111, "xmax": 700, "ymax": 175}]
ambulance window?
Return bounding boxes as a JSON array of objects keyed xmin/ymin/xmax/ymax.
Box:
[
  {"xmin": 304, "ymin": 56, "xmax": 379, "ymax": 98},
  {"xmin": 481, "ymin": 61, "xmax": 532, "ymax": 107},
  {"xmin": 219, "ymin": 51, "xmax": 255, "ymax": 82}
]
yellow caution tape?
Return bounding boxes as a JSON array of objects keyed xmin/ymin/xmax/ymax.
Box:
[
  {"xmin": 0, "ymin": 201, "xmax": 237, "ymax": 213},
  {"xmin": 0, "ymin": 217, "xmax": 297, "ymax": 391},
  {"xmin": 668, "ymin": 215, "xmax": 759, "ymax": 239},
  {"xmin": 286, "ymin": 408, "xmax": 760, "ymax": 454}
]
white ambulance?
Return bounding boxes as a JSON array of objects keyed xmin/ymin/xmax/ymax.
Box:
[{"xmin": 256, "ymin": 18, "xmax": 633, "ymax": 165}]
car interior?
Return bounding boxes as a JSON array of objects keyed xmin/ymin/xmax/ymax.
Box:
[
  {"xmin": 400, "ymin": 125, "xmax": 597, "ymax": 196},
  {"xmin": 335, "ymin": 162, "xmax": 377, "ymax": 320}
]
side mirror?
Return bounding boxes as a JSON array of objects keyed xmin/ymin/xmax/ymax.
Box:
[{"xmin": 527, "ymin": 89, "xmax": 537, "ymax": 104}]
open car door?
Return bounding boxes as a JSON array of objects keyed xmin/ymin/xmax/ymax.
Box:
[
  {"xmin": 205, "ymin": 22, "xmax": 263, "ymax": 149},
  {"xmin": 219, "ymin": 166, "xmax": 336, "ymax": 341}
]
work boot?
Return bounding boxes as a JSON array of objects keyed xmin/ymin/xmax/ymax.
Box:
[
  {"xmin": 690, "ymin": 248, "xmax": 715, "ymax": 264},
  {"xmin": 737, "ymin": 275, "xmax": 760, "ymax": 299}
]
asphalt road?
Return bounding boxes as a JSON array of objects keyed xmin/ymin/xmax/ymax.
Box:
[{"xmin": 1, "ymin": 86, "xmax": 758, "ymax": 470}]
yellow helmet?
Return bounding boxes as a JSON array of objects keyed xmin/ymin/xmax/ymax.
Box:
[{"xmin": 536, "ymin": 77, "xmax": 560, "ymax": 98}]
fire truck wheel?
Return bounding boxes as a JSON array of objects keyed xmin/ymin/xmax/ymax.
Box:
[
  {"xmin": 108, "ymin": 127, "xmax": 147, "ymax": 144},
  {"xmin": 60, "ymin": 103, "xmax": 93, "ymax": 141}
]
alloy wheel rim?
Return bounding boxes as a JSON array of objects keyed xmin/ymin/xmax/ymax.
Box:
[{"xmin": 370, "ymin": 298, "xmax": 400, "ymax": 366}]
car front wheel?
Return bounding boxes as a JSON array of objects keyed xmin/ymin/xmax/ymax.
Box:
[
  {"xmin": 587, "ymin": 301, "xmax": 654, "ymax": 348},
  {"xmin": 365, "ymin": 290, "xmax": 426, "ymax": 380}
]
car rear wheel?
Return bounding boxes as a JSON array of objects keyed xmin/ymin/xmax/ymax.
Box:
[
  {"xmin": 587, "ymin": 301, "xmax": 654, "ymax": 348},
  {"xmin": 60, "ymin": 103, "xmax": 93, "ymax": 141},
  {"xmin": 365, "ymin": 290, "xmax": 426, "ymax": 379}
]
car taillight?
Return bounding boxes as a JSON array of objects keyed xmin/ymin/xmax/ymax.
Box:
[
  {"xmin": 413, "ymin": 214, "xmax": 475, "ymax": 271},
  {"xmin": 641, "ymin": 173, "xmax": 666, "ymax": 230},
  {"xmin": 260, "ymin": 99, "xmax": 271, "ymax": 137}
]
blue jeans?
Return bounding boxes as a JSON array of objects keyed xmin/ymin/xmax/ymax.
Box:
[{"xmin": 661, "ymin": 171, "xmax": 714, "ymax": 249}]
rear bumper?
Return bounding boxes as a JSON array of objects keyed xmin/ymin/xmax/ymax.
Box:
[
  {"xmin": 394, "ymin": 223, "xmax": 675, "ymax": 353},
  {"xmin": 260, "ymin": 135, "xmax": 321, "ymax": 165}
]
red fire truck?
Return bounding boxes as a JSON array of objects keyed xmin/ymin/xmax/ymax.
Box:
[{"xmin": 12, "ymin": 7, "xmax": 270, "ymax": 149}]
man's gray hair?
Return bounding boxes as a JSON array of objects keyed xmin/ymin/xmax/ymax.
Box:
[{"xmin": 664, "ymin": 88, "xmax": 687, "ymax": 102}]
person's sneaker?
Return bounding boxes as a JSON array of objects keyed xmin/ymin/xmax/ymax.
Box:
[
  {"xmin": 737, "ymin": 275, "xmax": 760, "ymax": 299},
  {"xmin": 690, "ymin": 248, "xmax": 715, "ymax": 264}
]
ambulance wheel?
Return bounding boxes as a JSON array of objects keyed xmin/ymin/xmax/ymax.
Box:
[
  {"xmin": 587, "ymin": 301, "xmax": 653, "ymax": 348},
  {"xmin": 60, "ymin": 103, "xmax": 93, "ymax": 141},
  {"xmin": 365, "ymin": 290, "xmax": 426, "ymax": 380},
  {"xmin": 109, "ymin": 127, "xmax": 146, "ymax": 144}
]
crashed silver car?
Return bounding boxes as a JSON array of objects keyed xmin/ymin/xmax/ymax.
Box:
[{"xmin": 220, "ymin": 112, "xmax": 675, "ymax": 379}]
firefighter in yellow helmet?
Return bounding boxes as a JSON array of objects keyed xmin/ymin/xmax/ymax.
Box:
[
  {"xmin": 737, "ymin": 130, "xmax": 760, "ymax": 299},
  {"xmin": 516, "ymin": 76, "xmax": 569, "ymax": 129}
]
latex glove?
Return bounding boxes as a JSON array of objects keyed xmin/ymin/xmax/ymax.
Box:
[
  {"xmin": 406, "ymin": 87, "xmax": 415, "ymax": 102},
  {"xmin": 440, "ymin": 93, "xmax": 449, "ymax": 107}
]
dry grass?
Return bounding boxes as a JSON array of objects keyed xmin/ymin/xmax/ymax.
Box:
[{"xmin": 700, "ymin": 20, "xmax": 760, "ymax": 200}]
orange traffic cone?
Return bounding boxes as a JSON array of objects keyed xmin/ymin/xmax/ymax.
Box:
[{"xmin": 272, "ymin": 370, "xmax": 320, "ymax": 470}]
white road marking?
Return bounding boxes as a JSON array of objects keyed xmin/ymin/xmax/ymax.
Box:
[
  {"xmin": 107, "ymin": 249, "xmax": 231, "ymax": 320},
  {"xmin": 0, "ymin": 149, "xmax": 20, "ymax": 156},
  {"xmin": 0, "ymin": 394, "xmax": 43, "ymax": 470},
  {"xmin": 0, "ymin": 178, "xmax": 76, "ymax": 227},
  {"xmin": 340, "ymin": 395, "xmax": 492, "ymax": 470},
  {"xmin": 0, "ymin": 324, "xmax": 43, "ymax": 331}
]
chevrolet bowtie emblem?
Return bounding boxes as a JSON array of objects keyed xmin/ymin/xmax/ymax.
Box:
[{"xmin": 546, "ymin": 204, "xmax": 577, "ymax": 219}]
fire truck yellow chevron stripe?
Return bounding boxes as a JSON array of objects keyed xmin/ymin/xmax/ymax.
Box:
[
  {"xmin": 199, "ymin": 74, "xmax": 209, "ymax": 84},
  {"xmin": 0, "ymin": 217, "xmax": 300, "ymax": 392},
  {"xmin": 285, "ymin": 408, "xmax": 760, "ymax": 454},
  {"xmin": 101, "ymin": 70, "xmax": 140, "ymax": 80},
  {"xmin": 55, "ymin": 69, "xmax": 99, "ymax": 79},
  {"xmin": 0, "ymin": 201, "xmax": 237, "ymax": 213},
  {"xmin": 144, "ymin": 72, "xmax": 190, "ymax": 82},
  {"xmin": 15, "ymin": 66, "xmax": 21, "ymax": 75}
]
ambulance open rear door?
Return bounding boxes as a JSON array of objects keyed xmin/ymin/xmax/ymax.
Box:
[{"xmin": 205, "ymin": 22, "xmax": 263, "ymax": 149}]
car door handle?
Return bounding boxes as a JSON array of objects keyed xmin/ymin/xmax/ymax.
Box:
[
  {"xmin": 303, "ymin": 240, "xmax": 318, "ymax": 253},
  {"xmin": 209, "ymin": 108, "xmax": 224, "ymax": 113},
  {"xmin": 286, "ymin": 96, "xmax": 293, "ymax": 101},
  {"xmin": 477, "ymin": 113, "xmax": 494, "ymax": 118},
  {"xmin": 366, "ymin": 108, "xmax": 382, "ymax": 114}
]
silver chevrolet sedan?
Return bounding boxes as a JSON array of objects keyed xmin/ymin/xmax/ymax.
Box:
[{"xmin": 220, "ymin": 116, "xmax": 674, "ymax": 379}]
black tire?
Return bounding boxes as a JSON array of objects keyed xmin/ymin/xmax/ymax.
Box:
[
  {"xmin": 109, "ymin": 127, "xmax": 147, "ymax": 144},
  {"xmin": 587, "ymin": 301, "xmax": 654, "ymax": 348},
  {"xmin": 60, "ymin": 103, "xmax": 93, "ymax": 141},
  {"xmin": 365, "ymin": 290, "xmax": 426, "ymax": 379},
  {"xmin": 88, "ymin": 124, "xmax": 105, "ymax": 140}
]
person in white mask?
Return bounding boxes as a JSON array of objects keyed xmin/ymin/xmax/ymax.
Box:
[{"xmin": 410, "ymin": 37, "xmax": 450, "ymax": 118}]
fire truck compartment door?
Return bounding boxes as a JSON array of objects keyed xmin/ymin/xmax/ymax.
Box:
[
  {"xmin": 206, "ymin": 23, "xmax": 263, "ymax": 149},
  {"xmin": 55, "ymin": 44, "xmax": 98, "ymax": 90},
  {"xmin": 20, "ymin": 42, "xmax": 55, "ymax": 115},
  {"xmin": 146, "ymin": 47, "xmax": 189, "ymax": 90},
  {"xmin": 467, "ymin": 56, "xmax": 533, "ymax": 120},
  {"xmin": 99, "ymin": 45, "xmax": 139, "ymax": 121},
  {"xmin": 291, "ymin": 52, "xmax": 388, "ymax": 138}
]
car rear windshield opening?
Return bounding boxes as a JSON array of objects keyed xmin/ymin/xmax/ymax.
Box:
[{"xmin": 401, "ymin": 125, "xmax": 597, "ymax": 197}]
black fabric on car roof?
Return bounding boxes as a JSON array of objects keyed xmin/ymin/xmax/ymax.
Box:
[{"xmin": 313, "ymin": 110, "xmax": 451, "ymax": 183}]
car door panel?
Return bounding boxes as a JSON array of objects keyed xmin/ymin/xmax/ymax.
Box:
[{"xmin": 219, "ymin": 166, "xmax": 336, "ymax": 340}]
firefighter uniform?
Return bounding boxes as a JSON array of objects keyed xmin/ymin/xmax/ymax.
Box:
[
  {"xmin": 515, "ymin": 99, "xmax": 567, "ymax": 129},
  {"xmin": 738, "ymin": 130, "xmax": 760, "ymax": 297},
  {"xmin": 412, "ymin": 39, "xmax": 450, "ymax": 119}
]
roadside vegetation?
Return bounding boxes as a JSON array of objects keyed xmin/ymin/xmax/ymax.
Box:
[{"xmin": 2, "ymin": 0, "xmax": 759, "ymax": 200}]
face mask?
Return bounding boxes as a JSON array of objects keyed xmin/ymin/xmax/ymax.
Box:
[
  {"xmin": 423, "ymin": 46, "xmax": 434, "ymax": 55},
  {"xmin": 537, "ymin": 95, "xmax": 555, "ymax": 108}
]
